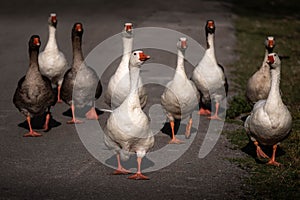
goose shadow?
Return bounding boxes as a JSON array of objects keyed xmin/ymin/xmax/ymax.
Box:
[
  {"xmin": 105, "ymin": 154, "xmax": 155, "ymax": 172},
  {"xmin": 160, "ymin": 119, "xmax": 197, "ymax": 138},
  {"xmin": 18, "ymin": 113, "xmax": 61, "ymax": 132},
  {"xmin": 241, "ymin": 140, "xmax": 286, "ymax": 164}
]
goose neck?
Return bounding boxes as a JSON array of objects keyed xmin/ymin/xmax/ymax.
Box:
[
  {"xmin": 127, "ymin": 66, "xmax": 141, "ymax": 108},
  {"xmin": 72, "ymin": 36, "xmax": 84, "ymax": 69},
  {"xmin": 45, "ymin": 26, "xmax": 58, "ymax": 50},
  {"xmin": 116, "ymin": 37, "xmax": 133, "ymax": 73},
  {"xmin": 265, "ymin": 67, "xmax": 283, "ymax": 111},
  {"xmin": 206, "ymin": 33, "xmax": 215, "ymax": 51},
  {"xmin": 29, "ymin": 48, "xmax": 39, "ymax": 69},
  {"xmin": 175, "ymin": 49, "xmax": 187, "ymax": 79}
]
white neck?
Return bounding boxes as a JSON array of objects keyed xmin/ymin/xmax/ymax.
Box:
[
  {"xmin": 116, "ymin": 36, "xmax": 133, "ymax": 74},
  {"xmin": 262, "ymin": 49, "xmax": 268, "ymax": 64},
  {"xmin": 265, "ymin": 67, "xmax": 283, "ymax": 112},
  {"xmin": 127, "ymin": 66, "xmax": 141, "ymax": 108},
  {"xmin": 205, "ymin": 33, "xmax": 217, "ymax": 64},
  {"xmin": 174, "ymin": 48, "xmax": 187, "ymax": 80},
  {"xmin": 45, "ymin": 26, "xmax": 58, "ymax": 51}
]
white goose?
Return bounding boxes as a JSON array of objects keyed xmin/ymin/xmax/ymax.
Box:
[
  {"xmin": 246, "ymin": 36, "xmax": 275, "ymax": 104},
  {"xmin": 192, "ymin": 20, "xmax": 228, "ymax": 120},
  {"xmin": 38, "ymin": 13, "xmax": 68, "ymax": 103},
  {"xmin": 161, "ymin": 38, "xmax": 200, "ymax": 144},
  {"xmin": 104, "ymin": 50, "xmax": 154, "ymax": 180},
  {"xmin": 244, "ymin": 53, "xmax": 292, "ymax": 166},
  {"xmin": 105, "ymin": 23, "xmax": 147, "ymax": 109}
]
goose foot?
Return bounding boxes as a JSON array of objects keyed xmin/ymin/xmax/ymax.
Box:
[
  {"xmin": 67, "ymin": 119, "xmax": 83, "ymax": 124},
  {"xmin": 169, "ymin": 137, "xmax": 184, "ymax": 144},
  {"xmin": 267, "ymin": 160, "xmax": 281, "ymax": 167},
  {"xmin": 24, "ymin": 131, "xmax": 42, "ymax": 137},
  {"xmin": 85, "ymin": 107, "xmax": 99, "ymax": 120},
  {"xmin": 254, "ymin": 141, "xmax": 269, "ymax": 159},
  {"xmin": 207, "ymin": 115, "xmax": 223, "ymax": 120},
  {"xmin": 198, "ymin": 108, "xmax": 211, "ymax": 115},
  {"xmin": 128, "ymin": 172, "xmax": 149, "ymax": 180},
  {"xmin": 113, "ymin": 168, "xmax": 131, "ymax": 175},
  {"xmin": 43, "ymin": 113, "xmax": 51, "ymax": 131},
  {"xmin": 57, "ymin": 99, "xmax": 63, "ymax": 103}
]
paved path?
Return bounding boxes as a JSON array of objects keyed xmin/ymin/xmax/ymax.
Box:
[{"xmin": 0, "ymin": 1, "xmax": 248, "ymax": 199}]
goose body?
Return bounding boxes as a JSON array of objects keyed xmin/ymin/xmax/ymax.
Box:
[
  {"xmin": 244, "ymin": 53, "xmax": 292, "ymax": 166},
  {"xmin": 38, "ymin": 13, "xmax": 68, "ymax": 103},
  {"xmin": 105, "ymin": 23, "xmax": 147, "ymax": 108},
  {"xmin": 161, "ymin": 38, "xmax": 200, "ymax": 144},
  {"xmin": 246, "ymin": 36, "xmax": 275, "ymax": 104},
  {"xmin": 104, "ymin": 50, "xmax": 154, "ymax": 180},
  {"xmin": 13, "ymin": 35, "xmax": 57, "ymax": 136},
  {"xmin": 61, "ymin": 23, "xmax": 102, "ymax": 124},
  {"xmin": 192, "ymin": 20, "xmax": 228, "ymax": 120}
]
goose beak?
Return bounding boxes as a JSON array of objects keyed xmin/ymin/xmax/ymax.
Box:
[
  {"xmin": 139, "ymin": 52, "xmax": 150, "ymax": 61},
  {"xmin": 75, "ymin": 23, "xmax": 82, "ymax": 32},
  {"xmin": 268, "ymin": 40, "xmax": 274, "ymax": 48},
  {"xmin": 124, "ymin": 23, "xmax": 132, "ymax": 32},
  {"xmin": 207, "ymin": 20, "xmax": 214, "ymax": 29},
  {"xmin": 34, "ymin": 37, "xmax": 40, "ymax": 46},
  {"xmin": 180, "ymin": 38, "xmax": 187, "ymax": 49}
]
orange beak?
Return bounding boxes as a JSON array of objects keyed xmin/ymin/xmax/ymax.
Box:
[
  {"xmin": 139, "ymin": 52, "xmax": 150, "ymax": 61},
  {"xmin": 33, "ymin": 37, "xmax": 40, "ymax": 46},
  {"xmin": 267, "ymin": 55, "xmax": 274, "ymax": 64},
  {"xmin": 181, "ymin": 40, "xmax": 187, "ymax": 48},
  {"xmin": 268, "ymin": 39, "xmax": 274, "ymax": 48},
  {"xmin": 76, "ymin": 24, "xmax": 82, "ymax": 32},
  {"xmin": 125, "ymin": 23, "xmax": 132, "ymax": 32},
  {"xmin": 207, "ymin": 20, "xmax": 214, "ymax": 29}
]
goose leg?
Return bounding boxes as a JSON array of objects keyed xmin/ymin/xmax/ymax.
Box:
[
  {"xmin": 113, "ymin": 154, "xmax": 131, "ymax": 175},
  {"xmin": 185, "ymin": 117, "xmax": 193, "ymax": 139},
  {"xmin": 24, "ymin": 116, "xmax": 42, "ymax": 137},
  {"xmin": 208, "ymin": 102, "xmax": 222, "ymax": 120},
  {"xmin": 43, "ymin": 112, "xmax": 51, "ymax": 131},
  {"xmin": 169, "ymin": 120, "xmax": 184, "ymax": 144},
  {"xmin": 85, "ymin": 103, "xmax": 98, "ymax": 120},
  {"xmin": 267, "ymin": 144, "xmax": 280, "ymax": 167},
  {"xmin": 67, "ymin": 104, "xmax": 83, "ymax": 124},
  {"xmin": 128, "ymin": 157, "xmax": 149, "ymax": 180},
  {"xmin": 57, "ymin": 85, "xmax": 63, "ymax": 103},
  {"xmin": 254, "ymin": 141, "xmax": 269, "ymax": 159}
]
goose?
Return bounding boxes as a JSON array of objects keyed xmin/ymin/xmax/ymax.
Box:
[
  {"xmin": 244, "ymin": 53, "xmax": 292, "ymax": 166},
  {"xmin": 105, "ymin": 23, "xmax": 147, "ymax": 109},
  {"xmin": 246, "ymin": 36, "xmax": 275, "ymax": 104},
  {"xmin": 13, "ymin": 35, "xmax": 57, "ymax": 137},
  {"xmin": 38, "ymin": 13, "xmax": 68, "ymax": 103},
  {"xmin": 161, "ymin": 38, "xmax": 200, "ymax": 144},
  {"xmin": 104, "ymin": 50, "xmax": 154, "ymax": 180},
  {"xmin": 191, "ymin": 20, "xmax": 228, "ymax": 120},
  {"xmin": 61, "ymin": 23, "xmax": 102, "ymax": 124}
]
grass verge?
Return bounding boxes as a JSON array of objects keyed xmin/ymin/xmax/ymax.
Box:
[{"xmin": 224, "ymin": 0, "xmax": 300, "ymax": 199}]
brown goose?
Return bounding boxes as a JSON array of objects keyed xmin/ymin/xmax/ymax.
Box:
[
  {"xmin": 246, "ymin": 36, "xmax": 275, "ymax": 104},
  {"xmin": 244, "ymin": 53, "xmax": 292, "ymax": 166},
  {"xmin": 61, "ymin": 23, "xmax": 102, "ymax": 124},
  {"xmin": 13, "ymin": 35, "xmax": 57, "ymax": 137}
]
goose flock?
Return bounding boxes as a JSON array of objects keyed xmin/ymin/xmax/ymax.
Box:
[{"xmin": 13, "ymin": 14, "xmax": 293, "ymax": 179}]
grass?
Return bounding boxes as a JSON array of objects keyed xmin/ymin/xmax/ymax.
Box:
[{"xmin": 223, "ymin": 0, "xmax": 300, "ymax": 199}]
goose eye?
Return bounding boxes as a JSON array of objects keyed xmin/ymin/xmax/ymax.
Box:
[{"xmin": 134, "ymin": 53, "xmax": 136, "ymax": 55}]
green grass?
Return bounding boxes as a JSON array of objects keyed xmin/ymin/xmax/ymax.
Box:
[{"xmin": 224, "ymin": 0, "xmax": 300, "ymax": 199}]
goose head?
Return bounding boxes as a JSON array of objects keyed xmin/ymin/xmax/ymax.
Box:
[
  {"xmin": 122, "ymin": 22, "xmax": 133, "ymax": 38},
  {"xmin": 177, "ymin": 37, "xmax": 187, "ymax": 51},
  {"xmin": 205, "ymin": 20, "xmax": 215, "ymax": 36},
  {"xmin": 72, "ymin": 22, "xmax": 83, "ymax": 39},
  {"xmin": 267, "ymin": 53, "xmax": 281, "ymax": 69},
  {"xmin": 265, "ymin": 36, "xmax": 275, "ymax": 52},
  {"xmin": 129, "ymin": 50, "xmax": 150, "ymax": 67},
  {"xmin": 48, "ymin": 13, "xmax": 57, "ymax": 28},
  {"xmin": 29, "ymin": 35, "xmax": 41, "ymax": 51}
]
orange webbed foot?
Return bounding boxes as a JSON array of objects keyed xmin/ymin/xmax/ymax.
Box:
[
  {"xmin": 128, "ymin": 172, "xmax": 149, "ymax": 180},
  {"xmin": 24, "ymin": 131, "xmax": 42, "ymax": 137},
  {"xmin": 169, "ymin": 137, "xmax": 184, "ymax": 144},
  {"xmin": 256, "ymin": 146, "xmax": 269, "ymax": 160},
  {"xmin": 267, "ymin": 160, "xmax": 281, "ymax": 167},
  {"xmin": 85, "ymin": 107, "xmax": 99, "ymax": 120},
  {"xmin": 198, "ymin": 108, "xmax": 211, "ymax": 115},
  {"xmin": 113, "ymin": 168, "xmax": 131, "ymax": 175},
  {"xmin": 67, "ymin": 119, "xmax": 83, "ymax": 124},
  {"xmin": 207, "ymin": 115, "xmax": 223, "ymax": 121}
]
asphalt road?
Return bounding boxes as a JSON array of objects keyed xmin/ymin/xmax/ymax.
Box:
[{"xmin": 0, "ymin": 0, "xmax": 248, "ymax": 199}]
